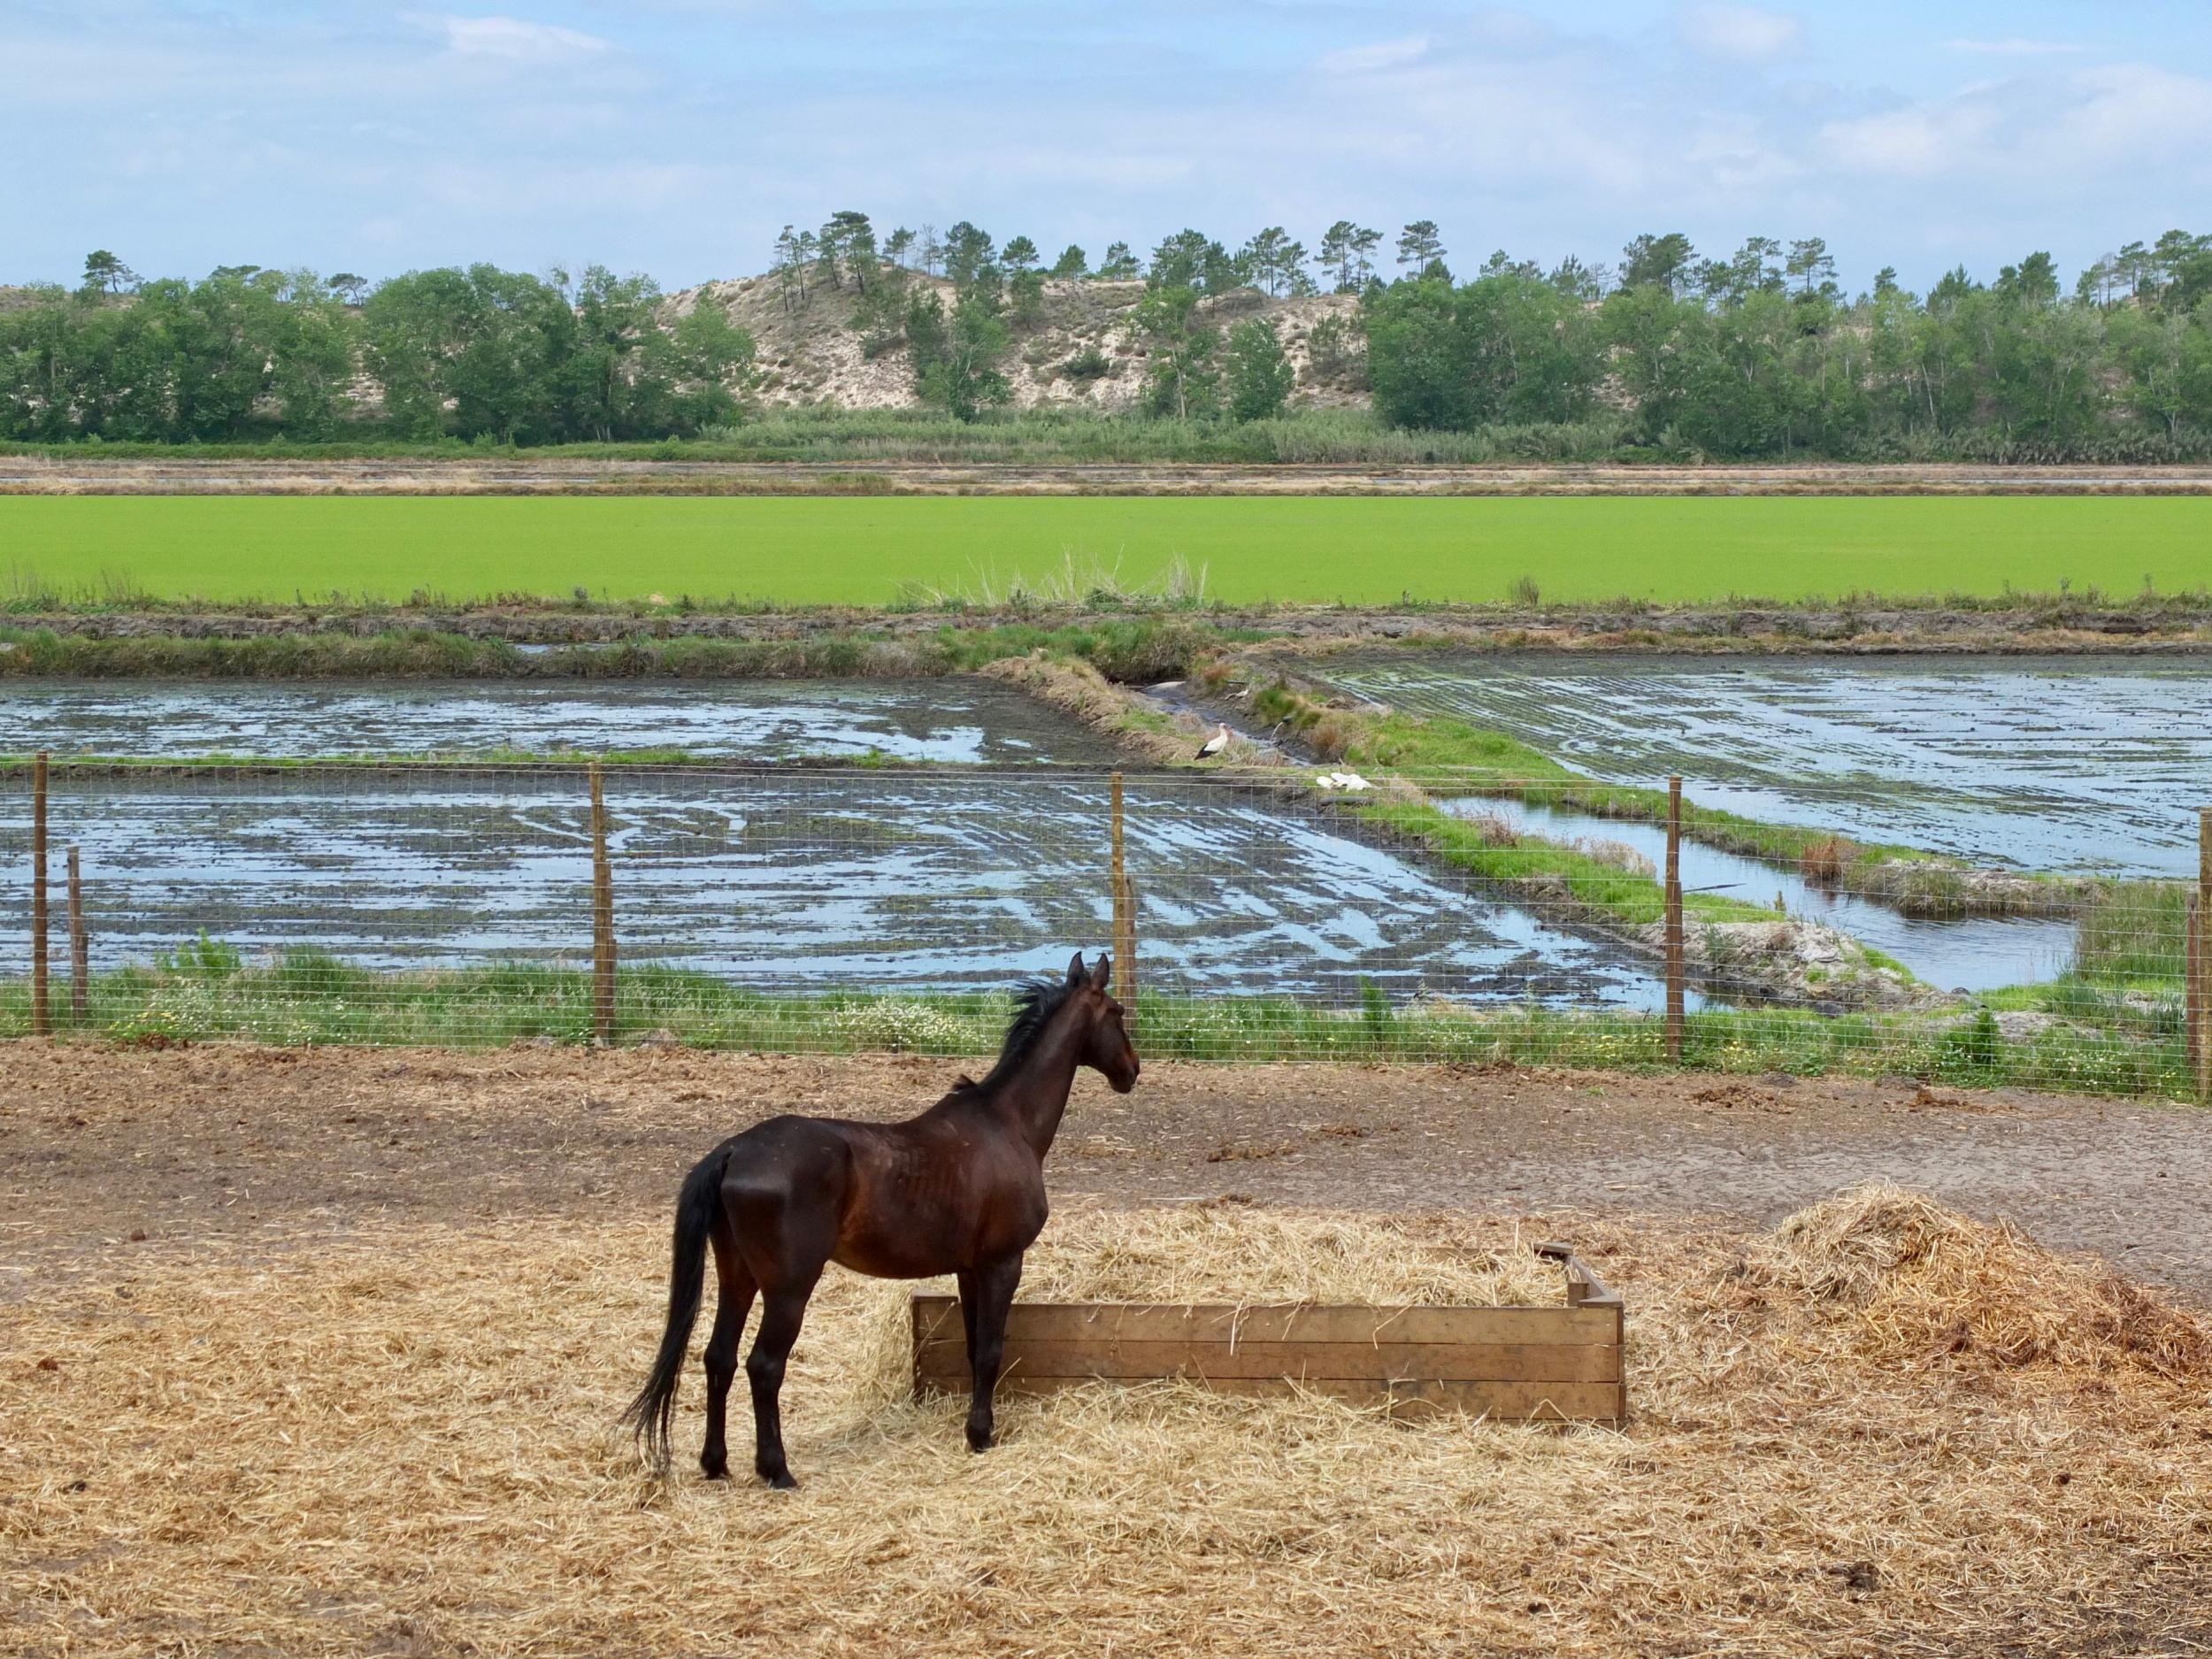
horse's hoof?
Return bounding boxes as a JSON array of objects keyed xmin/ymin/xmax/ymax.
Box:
[
  {"xmin": 765, "ymin": 1470, "xmax": 799, "ymax": 1491},
  {"xmin": 701, "ymin": 1457, "xmax": 729, "ymax": 1481},
  {"xmin": 966, "ymin": 1427, "xmax": 995, "ymax": 1454}
]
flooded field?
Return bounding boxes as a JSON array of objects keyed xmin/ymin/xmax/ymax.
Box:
[
  {"xmin": 1, "ymin": 678, "xmax": 1120, "ymax": 765},
  {"xmin": 1321, "ymin": 654, "xmax": 2212, "ymax": 876},
  {"xmin": 0, "ymin": 769, "xmax": 1674, "ymax": 1010},
  {"xmin": 1452, "ymin": 799, "xmax": 2078, "ymax": 991}
]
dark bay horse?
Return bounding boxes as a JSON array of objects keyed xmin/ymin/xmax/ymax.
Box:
[{"xmin": 622, "ymin": 951, "xmax": 1140, "ymax": 1487}]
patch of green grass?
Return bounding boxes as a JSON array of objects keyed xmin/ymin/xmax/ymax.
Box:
[
  {"xmin": 4, "ymin": 955, "xmax": 2197, "ymax": 1102},
  {"xmin": 1348, "ymin": 792, "xmax": 1775, "ymax": 927},
  {"xmin": 2068, "ymin": 879, "xmax": 2193, "ymax": 985},
  {"xmin": 6, "ymin": 496, "xmax": 2209, "ymax": 609}
]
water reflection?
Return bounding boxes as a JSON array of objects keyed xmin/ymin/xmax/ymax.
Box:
[
  {"xmin": 1, "ymin": 678, "xmax": 1120, "ymax": 765},
  {"xmin": 0, "ymin": 770, "xmax": 1674, "ymax": 1009}
]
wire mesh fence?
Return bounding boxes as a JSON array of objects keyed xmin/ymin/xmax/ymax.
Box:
[{"xmin": 3, "ymin": 757, "xmax": 2208, "ymax": 1098}]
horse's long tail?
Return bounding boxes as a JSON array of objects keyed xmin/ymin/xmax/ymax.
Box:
[{"xmin": 619, "ymin": 1145, "xmax": 727, "ymax": 1470}]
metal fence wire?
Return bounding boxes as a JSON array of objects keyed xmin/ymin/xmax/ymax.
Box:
[{"xmin": 3, "ymin": 758, "xmax": 2208, "ymax": 1098}]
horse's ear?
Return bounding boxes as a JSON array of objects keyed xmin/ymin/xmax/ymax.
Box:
[
  {"xmin": 1066, "ymin": 950, "xmax": 1087, "ymax": 986},
  {"xmin": 1090, "ymin": 953, "xmax": 1112, "ymax": 990}
]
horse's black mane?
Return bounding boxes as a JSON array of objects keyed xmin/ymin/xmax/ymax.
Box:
[{"xmin": 955, "ymin": 974, "xmax": 1079, "ymax": 1094}]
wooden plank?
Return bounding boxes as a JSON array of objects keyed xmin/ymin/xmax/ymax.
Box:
[
  {"xmin": 928, "ymin": 1371, "xmax": 1622, "ymax": 1422},
  {"xmin": 66, "ymin": 845, "xmax": 86, "ymax": 1026},
  {"xmin": 910, "ymin": 1295, "xmax": 1615, "ymax": 1346},
  {"xmin": 1110, "ymin": 770, "xmax": 1138, "ymax": 1014},
  {"xmin": 915, "ymin": 1337, "xmax": 1618, "ymax": 1384}
]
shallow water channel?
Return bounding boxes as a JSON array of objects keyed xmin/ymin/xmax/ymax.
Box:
[
  {"xmin": 0, "ymin": 767, "xmax": 1680, "ymax": 1010},
  {"xmin": 1449, "ymin": 799, "xmax": 2078, "ymax": 993},
  {"xmin": 1318, "ymin": 654, "xmax": 2212, "ymax": 877}
]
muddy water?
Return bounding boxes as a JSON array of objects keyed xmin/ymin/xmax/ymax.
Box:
[
  {"xmin": 0, "ymin": 679, "xmax": 1120, "ymax": 765},
  {"xmin": 0, "ymin": 770, "xmax": 1677, "ymax": 1009},
  {"xmin": 1320, "ymin": 654, "xmax": 2212, "ymax": 876}
]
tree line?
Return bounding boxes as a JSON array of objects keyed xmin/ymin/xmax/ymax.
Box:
[
  {"xmin": 6, "ymin": 218, "xmax": 2211, "ymax": 457},
  {"xmin": 1362, "ymin": 229, "xmax": 2212, "ymax": 458},
  {"xmin": 0, "ymin": 259, "xmax": 753, "ymax": 443}
]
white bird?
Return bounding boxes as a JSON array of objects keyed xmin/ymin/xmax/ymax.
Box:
[
  {"xmin": 1317, "ymin": 770, "xmax": 1372, "ymax": 793},
  {"xmin": 1195, "ymin": 722, "xmax": 1232, "ymax": 759}
]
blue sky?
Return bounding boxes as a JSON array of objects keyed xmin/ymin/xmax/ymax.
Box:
[{"xmin": 7, "ymin": 0, "xmax": 2209, "ymax": 293}]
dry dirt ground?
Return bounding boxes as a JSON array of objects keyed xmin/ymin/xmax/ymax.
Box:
[
  {"xmin": 4, "ymin": 1044, "xmax": 2204, "ymax": 1299},
  {"xmin": 5, "ymin": 1044, "xmax": 2211, "ymax": 1658}
]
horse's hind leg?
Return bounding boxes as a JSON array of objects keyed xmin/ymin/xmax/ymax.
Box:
[
  {"xmin": 726, "ymin": 1134, "xmax": 842, "ymax": 1489},
  {"xmin": 745, "ymin": 1283, "xmax": 818, "ymax": 1489},
  {"xmin": 699, "ymin": 1217, "xmax": 757, "ymax": 1482}
]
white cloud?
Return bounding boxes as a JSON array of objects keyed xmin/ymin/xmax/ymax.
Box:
[
  {"xmin": 1821, "ymin": 97, "xmax": 2002, "ymax": 177},
  {"xmin": 1466, "ymin": 9, "xmax": 1555, "ymax": 54},
  {"xmin": 1675, "ymin": 3, "xmax": 1806, "ymax": 65},
  {"xmin": 2052, "ymin": 64, "xmax": 2212, "ymax": 156},
  {"xmin": 8, "ymin": 2, "xmax": 2209, "ymax": 294},
  {"xmin": 1947, "ymin": 38, "xmax": 2085, "ymax": 57},
  {"xmin": 1820, "ymin": 63, "xmax": 2212, "ymax": 189},
  {"xmin": 434, "ymin": 16, "xmax": 611, "ymax": 62},
  {"xmin": 1315, "ymin": 35, "xmax": 1429, "ymax": 75}
]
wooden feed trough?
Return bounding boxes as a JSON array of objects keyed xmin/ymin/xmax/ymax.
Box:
[{"xmin": 912, "ymin": 1242, "xmax": 1626, "ymax": 1424}]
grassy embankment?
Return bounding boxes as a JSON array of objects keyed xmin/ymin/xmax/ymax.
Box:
[
  {"xmin": 6, "ymin": 495, "xmax": 2212, "ymax": 609},
  {"xmin": 0, "ymin": 951, "xmax": 2194, "ymax": 1102},
  {"xmin": 0, "ymin": 618, "xmax": 1224, "ymax": 682},
  {"xmin": 0, "ymin": 409, "xmax": 1635, "ymax": 468}
]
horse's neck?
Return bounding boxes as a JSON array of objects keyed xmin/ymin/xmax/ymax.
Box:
[{"xmin": 991, "ymin": 1020, "xmax": 1083, "ymax": 1158}]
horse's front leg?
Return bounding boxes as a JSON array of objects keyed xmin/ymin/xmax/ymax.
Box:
[
  {"xmin": 965, "ymin": 1253, "xmax": 1024, "ymax": 1454},
  {"xmin": 956, "ymin": 1268, "xmax": 980, "ymax": 1370}
]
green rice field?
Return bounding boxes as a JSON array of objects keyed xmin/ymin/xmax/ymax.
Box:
[{"xmin": 5, "ymin": 495, "xmax": 2208, "ymax": 607}]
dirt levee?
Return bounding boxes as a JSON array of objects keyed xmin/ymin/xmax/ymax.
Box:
[{"xmin": 5, "ymin": 1044, "xmax": 2206, "ymax": 1299}]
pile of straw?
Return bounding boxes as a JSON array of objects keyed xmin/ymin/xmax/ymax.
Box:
[
  {"xmin": 4, "ymin": 1198, "xmax": 2208, "ymax": 1655},
  {"xmin": 1752, "ymin": 1182, "xmax": 2212, "ymax": 1378}
]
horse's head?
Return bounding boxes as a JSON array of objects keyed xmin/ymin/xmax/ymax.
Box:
[{"xmin": 1064, "ymin": 950, "xmax": 1141, "ymax": 1094}]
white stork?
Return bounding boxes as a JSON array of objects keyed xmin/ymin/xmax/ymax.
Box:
[{"xmin": 1194, "ymin": 722, "xmax": 1232, "ymax": 759}]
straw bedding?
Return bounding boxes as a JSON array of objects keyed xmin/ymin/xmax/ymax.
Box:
[{"xmin": 4, "ymin": 1194, "xmax": 2208, "ymax": 1656}]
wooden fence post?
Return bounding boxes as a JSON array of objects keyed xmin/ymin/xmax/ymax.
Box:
[
  {"xmin": 1663, "ymin": 775, "xmax": 1685, "ymax": 1064},
  {"xmin": 2187, "ymin": 895, "xmax": 2204, "ymax": 1088},
  {"xmin": 589, "ymin": 762, "xmax": 616, "ymax": 1047},
  {"xmin": 30, "ymin": 753, "xmax": 50, "ymax": 1037},
  {"xmin": 67, "ymin": 845, "xmax": 87, "ymax": 1027},
  {"xmin": 1110, "ymin": 772, "xmax": 1138, "ymax": 1018},
  {"xmin": 2197, "ymin": 806, "xmax": 2210, "ymax": 1102}
]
